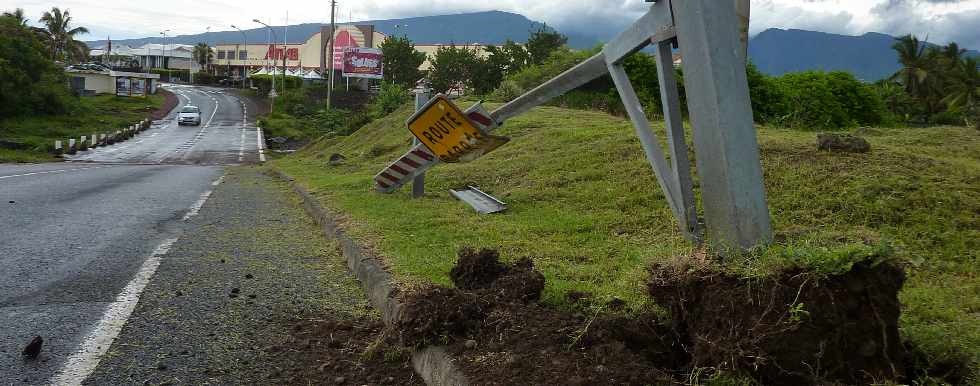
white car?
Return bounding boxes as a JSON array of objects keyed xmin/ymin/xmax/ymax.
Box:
[{"xmin": 177, "ymin": 106, "xmax": 202, "ymax": 126}]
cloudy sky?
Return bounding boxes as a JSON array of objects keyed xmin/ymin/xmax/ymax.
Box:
[{"xmin": 8, "ymin": 0, "xmax": 980, "ymax": 49}]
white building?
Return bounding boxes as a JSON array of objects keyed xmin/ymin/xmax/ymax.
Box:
[{"xmin": 90, "ymin": 43, "xmax": 194, "ymax": 70}]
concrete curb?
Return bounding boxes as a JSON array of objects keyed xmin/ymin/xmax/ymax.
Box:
[{"xmin": 271, "ymin": 169, "xmax": 469, "ymax": 386}]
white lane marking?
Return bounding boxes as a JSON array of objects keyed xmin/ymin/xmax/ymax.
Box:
[
  {"xmin": 0, "ymin": 166, "xmax": 111, "ymax": 180},
  {"xmin": 238, "ymin": 129, "xmax": 245, "ymax": 162},
  {"xmin": 181, "ymin": 189, "xmax": 213, "ymax": 221},
  {"xmin": 51, "ymin": 237, "xmax": 179, "ymax": 386},
  {"xmin": 257, "ymin": 127, "xmax": 266, "ymax": 163}
]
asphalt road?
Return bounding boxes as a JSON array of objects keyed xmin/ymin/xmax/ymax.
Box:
[{"xmin": 0, "ymin": 84, "xmax": 262, "ymax": 384}]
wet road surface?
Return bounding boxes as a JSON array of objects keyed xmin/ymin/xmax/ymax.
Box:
[{"xmin": 0, "ymin": 84, "xmax": 263, "ymax": 384}]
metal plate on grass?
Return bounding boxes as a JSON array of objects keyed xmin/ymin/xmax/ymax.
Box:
[{"xmin": 449, "ymin": 186, "xmax": 508, "ymax": 214}]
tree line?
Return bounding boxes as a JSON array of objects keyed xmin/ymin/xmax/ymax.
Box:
[
  {"xmin": 1, "ymin": 7, "xmax": 90, "ymax": 118},
  {"xmin": 379, "ymin": 27, "xmax": 978, "ymax": 130},
  {"xmin": 379, "ymin": 25, "xmax": 567, "ymax": 95}
]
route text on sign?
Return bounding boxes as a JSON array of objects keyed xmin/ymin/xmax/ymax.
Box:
[{"xmin": 407, "ymin": 95, "xmax": 484, "ymax": 163}]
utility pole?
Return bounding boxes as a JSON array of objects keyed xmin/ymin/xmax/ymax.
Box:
[
  {"xmin": 206, "ymin": 26, "xmax": 211, "ymax": 75},
  {"xmin": 253, "ymin": 19, "xmax": 277, "ymax": 98},
  {"xmin": 327, "ymin": 0, "xmax": 336, "ymax": 109},
  {"xmin": 231, "ymin": 25, "xmax": 247, "ymax": 90},
  {"xmin": 283, "ymin": 11, "xmax": 289, "ymax": 95}
]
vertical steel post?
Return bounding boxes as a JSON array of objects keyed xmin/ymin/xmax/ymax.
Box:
[
  {"xmin": 655, "ymin": 40, "xmax": 699, "ymax": 240},
  {"xmin": 671, "ymin": 0, "xmax": 772, "ymax": 249},
  {"xmin": 736, "ymin": 0, "xmax": 751, "ymax": 64},
  {"xmin": 411, "ymin": 89, "xmax": 430, "ymax": 198}
]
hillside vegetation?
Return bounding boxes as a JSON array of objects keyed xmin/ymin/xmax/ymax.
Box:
[
  {"xmin": 0, "ymin": 94, "xmax": 165, "ymax": 162},
  {"xmin": 274, "ymin": 102, "xmax": 979, "ymax": 380}
]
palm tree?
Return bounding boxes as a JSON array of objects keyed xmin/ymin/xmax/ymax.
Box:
[
  {"xmin": 193, "ymin": 42, "xmax": 213, "ymax": 71},
  {"xmin": 39, "ymin": 7, "xmax": 89, "ymax": 64},
  {"xmin": 942, "ymin": 57, "xmax": 980, "ymax": 127},
  {"xmin": 889, "ymin": 35, "xmax": 931, "ymax": 97},
  {"xmin": 2, "ymin": 8, "xmax": 28, "ymax": 26},
  {"xmin": 940, "ymin": 42, "xmax": 966, "ymax": 68}
]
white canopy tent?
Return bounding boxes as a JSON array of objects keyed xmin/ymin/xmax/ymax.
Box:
[{"xmin": 302, "ymin": 69, "xmax": 323, "ymax": 79}]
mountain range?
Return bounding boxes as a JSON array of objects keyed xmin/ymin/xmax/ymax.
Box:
[
  {"xmin": 86, "ymin": 11, "xmax": 976, "ymax": 82},
  {"xmin": 85, "ymin": 11, "xmax": 599, "ymax": 51},
  {"xmin": 749, "ymin": 28, "xmax": 979, "ymax": 81}
]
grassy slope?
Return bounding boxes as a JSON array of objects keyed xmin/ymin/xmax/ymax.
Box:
[
  {"xmin": 274, "ymin": 103, "xmax": 979, "ymax": 372},
  {"xmin": 0, "ymin": 94, "xmax": 164, "ymax": 162}
]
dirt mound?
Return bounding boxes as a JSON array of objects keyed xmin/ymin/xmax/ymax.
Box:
[
  {"xmin": 397, "ymin": 251, "xmax": 547, "ymax": 348},
  {"xmin": 450, "ymin": 247, "xmax": 507, "ymax": 290},
  {"xmin": 450, "ymin": 248, "xmax": 545, "ymax": 303},
  {"xmin": 649, "ymin": 261, "xmax": 907, "ymax": 385},
  {"xmin": 396, "ymin": 287, "xmax": 489, "ymax": 348},
  {"xmin": 817, "ymin": 133, "xmax": 871, "ymax": 153},
  {"xmin": 396, "ymin": 248, "xmax": 682, "ymax": 384}
]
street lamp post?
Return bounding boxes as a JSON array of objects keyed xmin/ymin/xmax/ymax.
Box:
[
  {"xmin": 205, "ymin": 26, "xmax": 212, "ymax": 75},
  {"xmin": 231, "ymin": 25, "xmax": 247, "ymax": 90},
  {"xmin": 160, "ymin": 30, "xmax": 170, "ymax": 82},
  {"xmin": 253, "ymin": 19, "xmax": 278, "ymax": 99}
]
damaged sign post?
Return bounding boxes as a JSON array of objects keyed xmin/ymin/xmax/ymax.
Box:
[
  {"xmin": 374, "ymin": 0, "xmax": 771, "ymax": 250},
  {"xmin": 411, "ymin": 89, "xmax": 430, "ymax": 198}
]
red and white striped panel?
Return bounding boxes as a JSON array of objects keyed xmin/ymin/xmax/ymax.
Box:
[{"xmin": 373, "ymin": 145, "xmax": 439, "ymax": 193}]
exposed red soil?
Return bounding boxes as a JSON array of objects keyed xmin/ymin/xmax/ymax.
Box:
[{"xmin": 150, "ymin": 88, "xmax": 178, "ymax": 120}]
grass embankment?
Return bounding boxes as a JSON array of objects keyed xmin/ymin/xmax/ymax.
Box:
[
  {"xmin": 0, "ymin": 94, "xmax": 164, "ymax": 162},
  {"xmin": 273, "ymin": 103, "xmax": 979, "ymax": 376}
]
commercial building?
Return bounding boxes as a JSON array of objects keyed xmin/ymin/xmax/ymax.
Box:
[
  {"xmin": 214, "ymin": 25, "xmax": 384, "ymax": 79},
  {"xmin": 90, "ymin": 43, "xmax": 194, "ymax": 70},
  {"xmin": 65, "ymin": 64, "xmax": 160, "ymax": 97},
  {"xmin": 214, "ymin": 24, "xmax": 495, "ymax": 81}
]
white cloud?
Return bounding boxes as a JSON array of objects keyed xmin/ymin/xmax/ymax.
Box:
[{"xmin": 7, "ymin": 0, "xmax": 980, "ymax": 49}]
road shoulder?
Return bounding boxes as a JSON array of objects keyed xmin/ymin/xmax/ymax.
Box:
[{"xmin": 84, "ymin": 167, "xmax": 419, "ymax": 384}]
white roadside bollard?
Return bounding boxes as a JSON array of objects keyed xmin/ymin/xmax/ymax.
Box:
[
  {"xmin": 67, "ymin": 138, "xmax": 76, "ymax": 154},
  {"xmin": 91, "ymin": 133, "xmax": 97, "ymax": 148},
  {"xmin": 54, "ymin": 140, "xmax": 63, "ymax": 155}
]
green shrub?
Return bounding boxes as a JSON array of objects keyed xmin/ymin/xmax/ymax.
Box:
[
  {"xmin": 249, "ymin": 74, "xmax": 303, "ymax": 95},
  {"xmin": 929, "ymin": 110, "xmax": 965, "ymax": 126},
  {"xmin": 771, "ymin": 71, "xmax": 885, "ymax": 130},
  {"xmin": 0, "ymin": 16, "xmax": 77, "ymax": 117},
  {"xmin": 368, "ymin": 82, "xmax": 409, "ymax": 119},
  {"xmin": 192, "ymin": 72, "xmax": 226, "ymax": 85},
  {"xmin": 746, "ymin": 62, "xmax": 787, "ymax": 124},
  {"xmin": 490, "ymin": 79, "xmax": 523, "ymax": 102},
  {"xmin": 148, "ymin": 68, "xmax": 190, "ymax": 82},
  {"xmin": 552, "ymin": 89, "xmax": 624, "ymax": 116}
]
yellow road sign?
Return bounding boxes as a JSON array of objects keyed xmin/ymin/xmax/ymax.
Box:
[{"xmin": 408, "ymin": 95, "xmax": 498, "ymax": 163}]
